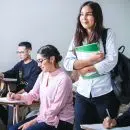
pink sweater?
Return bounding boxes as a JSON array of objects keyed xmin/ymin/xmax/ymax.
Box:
[{"xmin": 21, "ymin": 68, "xmax": 74, "ymax": 127}]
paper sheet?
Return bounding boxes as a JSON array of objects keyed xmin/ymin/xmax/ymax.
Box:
[
  {"xmin": 80, "ymin": 124, "xmax": 130, "ymax": 130},
  {"xmin": 80, "ymin": 124, "xmax": 106, "ymax": 130},
  {"xmin": 0, "ymin": 97, "xmax": 24, "ymax": 104}
]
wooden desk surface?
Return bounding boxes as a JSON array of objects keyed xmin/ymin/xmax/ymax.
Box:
[
  {"xmin": 2, "ymin": 78, "xmax": 17, "ymax": 82},
  {"xmin": 0, "ymin": 97, "xmax": 25, "ymax": 105}
]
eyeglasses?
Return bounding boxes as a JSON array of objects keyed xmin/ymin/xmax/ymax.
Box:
[
  {"xmin": 37, "ymin": 58, "xmax": 47, "ymax": 64},
  {"xmin": 80, "ymin": 12, "xmax": 93, "ymax": 17},
  {"xmin": 16, "ymin": 51, "xmax": 26, "ymax": 54}
]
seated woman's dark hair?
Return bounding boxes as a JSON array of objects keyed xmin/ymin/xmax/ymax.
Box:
[{"xmin": 37, "ymin": 44, "xmax": 62, "ymax": 63}]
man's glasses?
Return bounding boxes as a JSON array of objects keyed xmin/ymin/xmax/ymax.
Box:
[
  {"xmin": 16, "ymin": 51, "xmax": 26, "ymax": 54},
  {"xmin": 37, "ymin": 58, "xmax": 47, "ymax": 64}
]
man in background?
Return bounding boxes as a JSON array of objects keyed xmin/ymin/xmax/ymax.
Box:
[
  {"xmin": 0, "ymin": 41, "xmax": 41, "ymax": 126},
  {"xmin": 0, "ymin": 41, "xmax": 41, "ymax": 93}
]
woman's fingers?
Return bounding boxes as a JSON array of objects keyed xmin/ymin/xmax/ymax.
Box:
[
  {"xmin": 18, "ymin": 124, "xmax": 24, "ymax": 129},
  {"xmin": 7, "ymin": 92, "xmax": 15, "ymax": 100},
  {"xmin": 7, "ymin": 92, "xmax": 13, "ymax": 100}
]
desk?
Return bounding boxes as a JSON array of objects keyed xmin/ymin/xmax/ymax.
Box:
[
  {"xmin": 80, "ymin": 124, "xmax": 130, "ymax": 130},
  {"xmin": 0, "ymin": 97, "xmax": 25, "ymax": 125},
  {"xmin": 2, "ymin": 78, "xmax": 17, "ymax": 92},
  {"xmin": 0, "ymin": 97, "xmax": 40, "ymax": 127},
  {"xmin": 0, "ymin": 78, "xmax": 18, "ymax": 126},
  {"xmin": 0, "ymin": 79, "xmax": 39, "ymax": 126},
  {"xmin": 0, "ymin": 78, "xmax": 17, "ymax": 97}
]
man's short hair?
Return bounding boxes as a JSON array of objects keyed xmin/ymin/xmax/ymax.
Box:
[{"xmin": 18, "ymin": 42, "xmax": 32, "ymax": 49}]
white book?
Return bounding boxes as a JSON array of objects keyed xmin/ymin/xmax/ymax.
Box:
[
  {"xmin": 80, "ymin": 124, "xmax": 106, "ymax": 130},
  {"xmin": 80, "ymin": 124, "xmax": 130, "ymax": 130}
]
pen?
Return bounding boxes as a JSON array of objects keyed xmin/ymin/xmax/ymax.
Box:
[
  {"xmin": 8, "ymin": 85, "xmax": 11, "ymax": 93},
  {"xmin": 106, "ymin": 108, "xmax": 111, "ymax": 118}
]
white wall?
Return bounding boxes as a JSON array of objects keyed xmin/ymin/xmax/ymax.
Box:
[{"xmin": 0, "ymin": 0, "xmax": 130, "ymax": 71}]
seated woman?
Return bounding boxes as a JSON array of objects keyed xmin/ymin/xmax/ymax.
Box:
[
  {"xmin": 8, "ymin": 44, "xmax": 74, "ymax": 130},
  {"xmin": 103, "ymin": 107, "xmax": 130, "ymax": 128}
]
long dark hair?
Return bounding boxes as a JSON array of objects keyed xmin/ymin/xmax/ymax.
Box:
[{"xmin": 74, "ymin": 1, "xmax": 104, "ymax": 46}]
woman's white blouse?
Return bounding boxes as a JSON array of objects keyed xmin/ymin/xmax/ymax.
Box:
[{"xmin": 64, "ymin": 29, "xmax": 118, "ymax": 98}]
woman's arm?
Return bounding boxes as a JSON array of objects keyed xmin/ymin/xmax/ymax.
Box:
[
  {"xmin": 103, "ymin": 108, "xmax": 130, "ymax": 128},
  {"xmin": 7, "ymin": 92, "xmax": 21, "ymax": 100},
  {"xmin": 94, "ymin": 29, "xmax": 118, "ymax": 75},
  {"xmin": 18, "ymin": 117, "xmax": 37, "ymax": 130},
  {"xmin": 20, "ymin": 73, "xmax": 42, "ymax": 105},
  {"xmin": 45, "ymin": 76, "xmax": 73, "ymax": 121},
  {"xmin": 74, "ymin": 52, "xmax": 104, "ymax": 70},
  {"xmin": 103, "ymin": 117, "xmax": 117, "ymax": 129},
  {"xmin": 64, "ymin": 38, "xmax": 104, "ymax": 71},
  {"xmin": 7, "ymin": 73, "xmax": 42, "ymax": 105},
  {"xmin": 77, "ymin": 65, "xmax": 97, "ymax": 76}
]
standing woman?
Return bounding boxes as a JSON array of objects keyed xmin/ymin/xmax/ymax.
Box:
[
  {"xmin": 64, "ymin": 1, "xmax": 120, "ymax": 130},
  {"xmin": 8, "ymin": 45, "xmax": 74, "ymax": 130}
]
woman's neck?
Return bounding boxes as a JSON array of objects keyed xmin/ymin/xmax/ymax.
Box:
[
  {"xmin": 87, "ymin": 29, "xmax": 93, "ymax": 35},
  {"xmin": 49, "ymin": 65, "xmax": 60, "ymax": 73},
  {"xmin": 87, "ymin": 30, "xmax": 94, "ymax": 43}
]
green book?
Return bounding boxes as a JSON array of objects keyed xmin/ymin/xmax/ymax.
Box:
[{"xmin": 75, "ymin": 43, "xmax": 100, "ymax": 79}]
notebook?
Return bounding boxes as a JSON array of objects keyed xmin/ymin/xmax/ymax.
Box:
[
  {"xmin": 75, "ymin": 43, "xmax": 100, "ymax": 79},
  {"xmin": 80, "ymin": 124, "xmax": 130, "ymax": 130}
]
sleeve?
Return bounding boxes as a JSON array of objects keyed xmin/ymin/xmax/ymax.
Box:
[
  {"xmin": 21, "ymin": 72, "xmax": 42, "ymax": 105},
  {"xmin": 24, "ymin": 63, "xmax": 41, "ymax": 92},
  {"xmin": 64, "ymin": 38, "xmax": 77, "ymax": 71},
  {"xmin": 45, "ymin": 76, "xmax": 72, "ymax": 122},
  {"xmin": 3, "ymin": 62, "xmax": 20, "ymax": 78},
  {"xmin": 94, "ymin": 29, "xmax": 118, "ymax": 75},
  {"xmin": 116, "ymin": 108, "xmax": 130, "ymax": 127}
]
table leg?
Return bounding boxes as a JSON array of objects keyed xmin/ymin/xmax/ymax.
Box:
[
  {"xmin": 15, "ymin": 105, "xmax": 19, "ymax": 123},
  {"xmin": 7, "ymin": 105, "xmax": 14, "ymax": 127}
]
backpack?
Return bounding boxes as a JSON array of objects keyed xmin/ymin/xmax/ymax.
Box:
[{"xmin": 102, "ymin": 28, "xmax": 130, "ymax": 104}]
